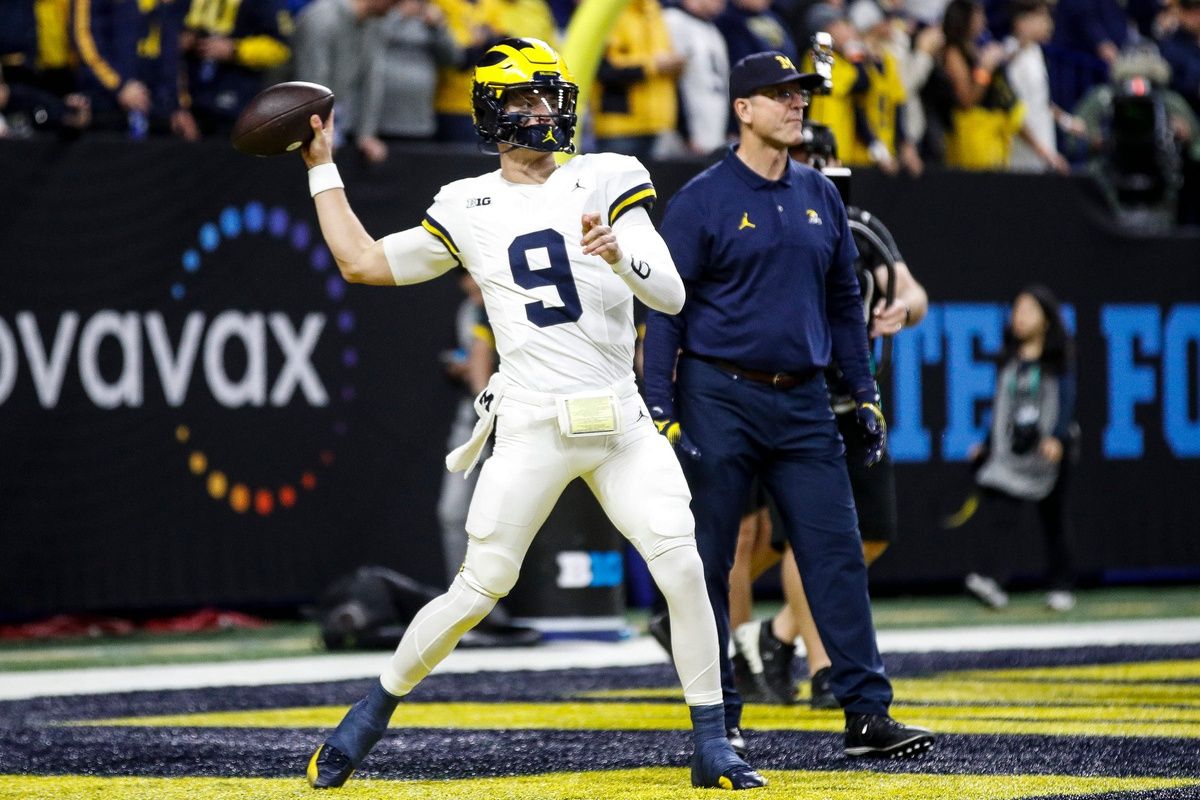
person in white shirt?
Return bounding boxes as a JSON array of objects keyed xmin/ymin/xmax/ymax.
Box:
[
  {"xmin": 300, "ymin": 37, "xmax": 766, "ymax": 792},
  {"xmin": 1006, "ymin": 0, "xmax": 1077, "ymax": 173},
  {"xmin": 663, "ymin": 0, "xmax": 732, "ymax": 154}
]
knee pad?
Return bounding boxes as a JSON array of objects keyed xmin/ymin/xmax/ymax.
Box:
[
  {"xmin": 646, "ymin": 540, "xmax": 706, "ymax": 601},
  {"xmin": 643, "ymin": 500, "xmax": 695, "ymax": 560},
  {"xmin": 458, "ymin": 536, "xmax": 523, "ymax": 599}
]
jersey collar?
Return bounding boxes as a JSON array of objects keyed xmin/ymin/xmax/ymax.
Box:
[{"xmin": 725, "ymin": 144, "xmax": 794, "ymax": 190}]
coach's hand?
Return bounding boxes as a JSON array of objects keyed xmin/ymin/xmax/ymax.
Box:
[
  {"xmin": 650, "ymin": 406, "xmax": 701, "ymax": 460},
  {"xmin": 856, "ymin": 401, "xmax": 887, "ymax": 467}
]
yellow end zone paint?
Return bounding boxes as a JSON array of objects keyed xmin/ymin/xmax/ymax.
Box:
[
  {"xmin": 74, "ymin": 658, "xmax": 1200, "ymax": 739},
  {"xmin": 0, "ymin": 770, "xmax": 1196, "ymax": 800}
]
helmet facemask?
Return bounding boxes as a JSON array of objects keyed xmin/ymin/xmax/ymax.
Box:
[{"xmin": 474, "ymin": 80, "xmax": 579, "ymax": 154}]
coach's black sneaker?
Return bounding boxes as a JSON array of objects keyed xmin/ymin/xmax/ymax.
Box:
[
  {"xmin": 306, "ymin": 682, "xmax": 400, "ymax": 788},
  {"xmin": 844, "ymin": 713, "xmax": 935, "ymax": 758},
  {"xmin": 307, "ymin": 742, "xmax": 356, "ymax": 788},
  {"xmin": 757, "ymin": 620, "xmax": 798, "ymax": 705},
  {"xmin": 726, "ymin": 726, "xmax": 748, "ymax": 757},
  {"xmin": 808, "ymin": 666, "xmax": 839, "ymax": 710},
  {"xmin": 647, "ymin": 610, "xmax": 672, "ymax": 657}
]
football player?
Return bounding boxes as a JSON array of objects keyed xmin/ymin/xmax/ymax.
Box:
[{"xmin": 300, "ymin": 38, "xmax": 766, "ymax": 791}]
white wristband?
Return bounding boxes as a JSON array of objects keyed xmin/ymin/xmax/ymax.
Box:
[{"xmin": 308, "ymin": 163, "xmax": 344, "ymax": 197}]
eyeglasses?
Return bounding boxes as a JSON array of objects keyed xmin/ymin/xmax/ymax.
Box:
[{"xmin": 755, "ymin": 86, "xmax": 811, "ymax": 105}]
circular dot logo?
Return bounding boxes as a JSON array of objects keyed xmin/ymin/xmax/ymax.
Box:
[{"xmin": 173, "ymin": 202, "xmax": 356, "ymax": 515}]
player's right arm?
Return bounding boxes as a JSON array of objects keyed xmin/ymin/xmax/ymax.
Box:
[{"xmin": 301, "ymin": 113, "xmax": 457, "ymax": 286}]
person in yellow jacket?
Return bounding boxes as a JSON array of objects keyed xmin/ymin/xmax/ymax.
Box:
[
  {"xmin": 940, "ymin": 0, "xmax": 1024, "ymax": 170},
  {"xmin": 432, "ymin": 0, "xmax": 556, "ymax": 142},
  {"xmin": 803, "ymin": 6, "xmax": 888, "ymax": 170},
  {"xmin": 592, "ymin": 0, "xmax": 684, "ymax": 158},
  {"xmin": 180, "ymin": 0, "xmax": 293, "ymax": 135}
]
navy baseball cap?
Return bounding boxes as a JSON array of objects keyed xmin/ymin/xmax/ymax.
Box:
[{"xmin": 728, "ymin": 51, "xmax": 824, "ymax": 103}]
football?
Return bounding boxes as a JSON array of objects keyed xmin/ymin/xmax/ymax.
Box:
[{"xmin": 231, "ymin": 81, "xmax": 335, "ymax": 157}]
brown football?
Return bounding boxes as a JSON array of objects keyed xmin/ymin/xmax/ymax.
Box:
[{"xmin": 231, "ymin": 81, "xmax": 334, "ymax": 157}]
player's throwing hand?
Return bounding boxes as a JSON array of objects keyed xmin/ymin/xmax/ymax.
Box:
[{"xmin": 302, "ymin": 110, "xmax": 336, "ymax": 169}]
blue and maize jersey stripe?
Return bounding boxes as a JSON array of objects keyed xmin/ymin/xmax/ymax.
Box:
[
  {"xmin": 421, "ymin": 215, "xmax": 463, "ymax": 267},
  {"xmin": 608, "ymin": 183, "xmax": 656, "ymax": 226}
]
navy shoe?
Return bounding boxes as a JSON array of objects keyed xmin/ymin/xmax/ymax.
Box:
[
  {"xmin": 307, "ymin": 742, "xmax": 356, "ymax": 788},
  {"xmin": 691, "ymin": 738, "xmax": 767, "ymax": 790},
  {"xmin": 306, "ymin": 684, "xmax": 399, "ymax": 788},
  {"xmin": 844, "ymin": 713, "xmax": 935, "ymax": 758}
]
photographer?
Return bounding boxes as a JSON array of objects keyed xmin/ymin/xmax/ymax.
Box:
[{"xmin": 963, "ymin": 285, "xmax": 1079, "ymax": 613}]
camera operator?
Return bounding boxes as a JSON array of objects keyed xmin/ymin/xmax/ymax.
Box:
[{"xmin": 1073, "ymin": 45, "xmax": 1200, "ymax": 229}]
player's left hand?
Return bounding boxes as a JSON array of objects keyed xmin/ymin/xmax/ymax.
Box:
[
  {"xmin": 581, "ymin": 212, "xmax": 623, "ymax": 266},
  {"xmin": 856, "ymin": 401, "xmax": 887, "ymax": 467}
]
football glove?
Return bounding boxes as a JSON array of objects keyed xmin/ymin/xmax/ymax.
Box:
[
  {"xmin": 855, "ymin": 401, "xmax": 887, "ymax": 467},
  {"xmin": 650, "ymin": 406, "xmax": 701, "ymax": 460}
]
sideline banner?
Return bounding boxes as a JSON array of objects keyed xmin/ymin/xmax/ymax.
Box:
[{"xmin": 0, "ymin": 140, "xmax": 1196, "ymax": 616}]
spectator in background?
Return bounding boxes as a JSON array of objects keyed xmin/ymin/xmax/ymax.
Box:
[
  {"xmin": 876, "ymin": 2, "xmax": 945, "ymax": 174},
  {"xmin": 940, "ymin": 0, "xmax": 1024, "ymax": 169},
  {"xmin": 1006, "ymin": 0, "xmax": 1077, "ymax": 173},
  {"xmin": 0, "ymin": 0, "xmax": 91, "ymax": 137},
  {"xmin": 437, "ymin": 272, "xmax": 495, "ymax": 585},
  {"xmin": 1160, "ymin": 0, "xmax": 1200, "ymax": 118},
  {"xmin": 432, "ymin": 0, "xmax": 498, "ymax": 144},
  {"xmin": 293, "ymin": 0, "xmax": 396, "ymax": 160},
  {"xmin": 1160, "ymin": 0, "xmax": 1200, "ymax": 224},
  {"xmin": 803, "ymin": 6, "xmax": 887, "ymax": 168},
  {"xmin": 962, "ymin": 285, "xmax": 1079, "ymax": 613},
  {"xmin": 848, "ymin": 0, "xmax": 920, "ymax": 174},
  {"xmin": 359, "ymin": 0, "xmax": 461, "ymax": 149},
  {"xmin": 663, "ymin": 0, "xmax": 732, "ymax": 155},
  {"xmin": 181, "ymin": 0, "xmax": 293, "ymax": 136},
  {"xmin": 431, "ymin": 0, "xmax": 556, "ymax": 144},
  {"xmin": 593, "ymin": 0, "xmax": 684, "ymax": 158},
  {"xmin": 293, "ymin": 0, "xmax": 396, "ymax": 164},
  {"xmin": 71, "ymin": 0, "xmax": 198, "ymax": 140},
  {"xmin": 1048, "ymin": 0, "xmax": 1130, "ymax": 111},
  {"xmin": 717, "ymin": 0, "xmax": 800, "ymax": 70}
]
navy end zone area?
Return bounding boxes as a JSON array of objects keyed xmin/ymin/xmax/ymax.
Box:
[{"xmin": 2, "ymin": 600, "xmax": 1199, "ymax": 800}]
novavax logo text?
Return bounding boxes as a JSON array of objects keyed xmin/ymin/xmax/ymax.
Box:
[{"xmin": 0, "ymin": 310, "xmax": 328, "ymax": 409}]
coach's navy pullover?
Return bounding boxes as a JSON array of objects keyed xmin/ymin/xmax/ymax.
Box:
[{"xmin": 643, "ymin": 147, "xmax": 874, "ymax": 417}]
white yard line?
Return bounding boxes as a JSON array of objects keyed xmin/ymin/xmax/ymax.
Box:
[{"xmin": 1, "ymin": 617, "xmax": 1198, "ymax": 701}]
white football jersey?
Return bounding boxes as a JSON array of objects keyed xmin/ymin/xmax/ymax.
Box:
[{"xmin": 419, "ymin": 153, "xmax": 657, "ymax": 394}]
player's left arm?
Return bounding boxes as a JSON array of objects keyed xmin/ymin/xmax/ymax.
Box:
[{"xmin": 581, "ymin": 206, "xmax": 685, "ymax": 314}]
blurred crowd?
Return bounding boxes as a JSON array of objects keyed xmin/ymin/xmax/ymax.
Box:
[{"xmin": 2, "ymin": 0, "xmax": 1198, "ymax": 218}]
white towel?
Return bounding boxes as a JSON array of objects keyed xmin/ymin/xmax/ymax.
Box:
[{"xmin": 445, "ymin": 373, "xmax": 507, "ymax": 475}]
